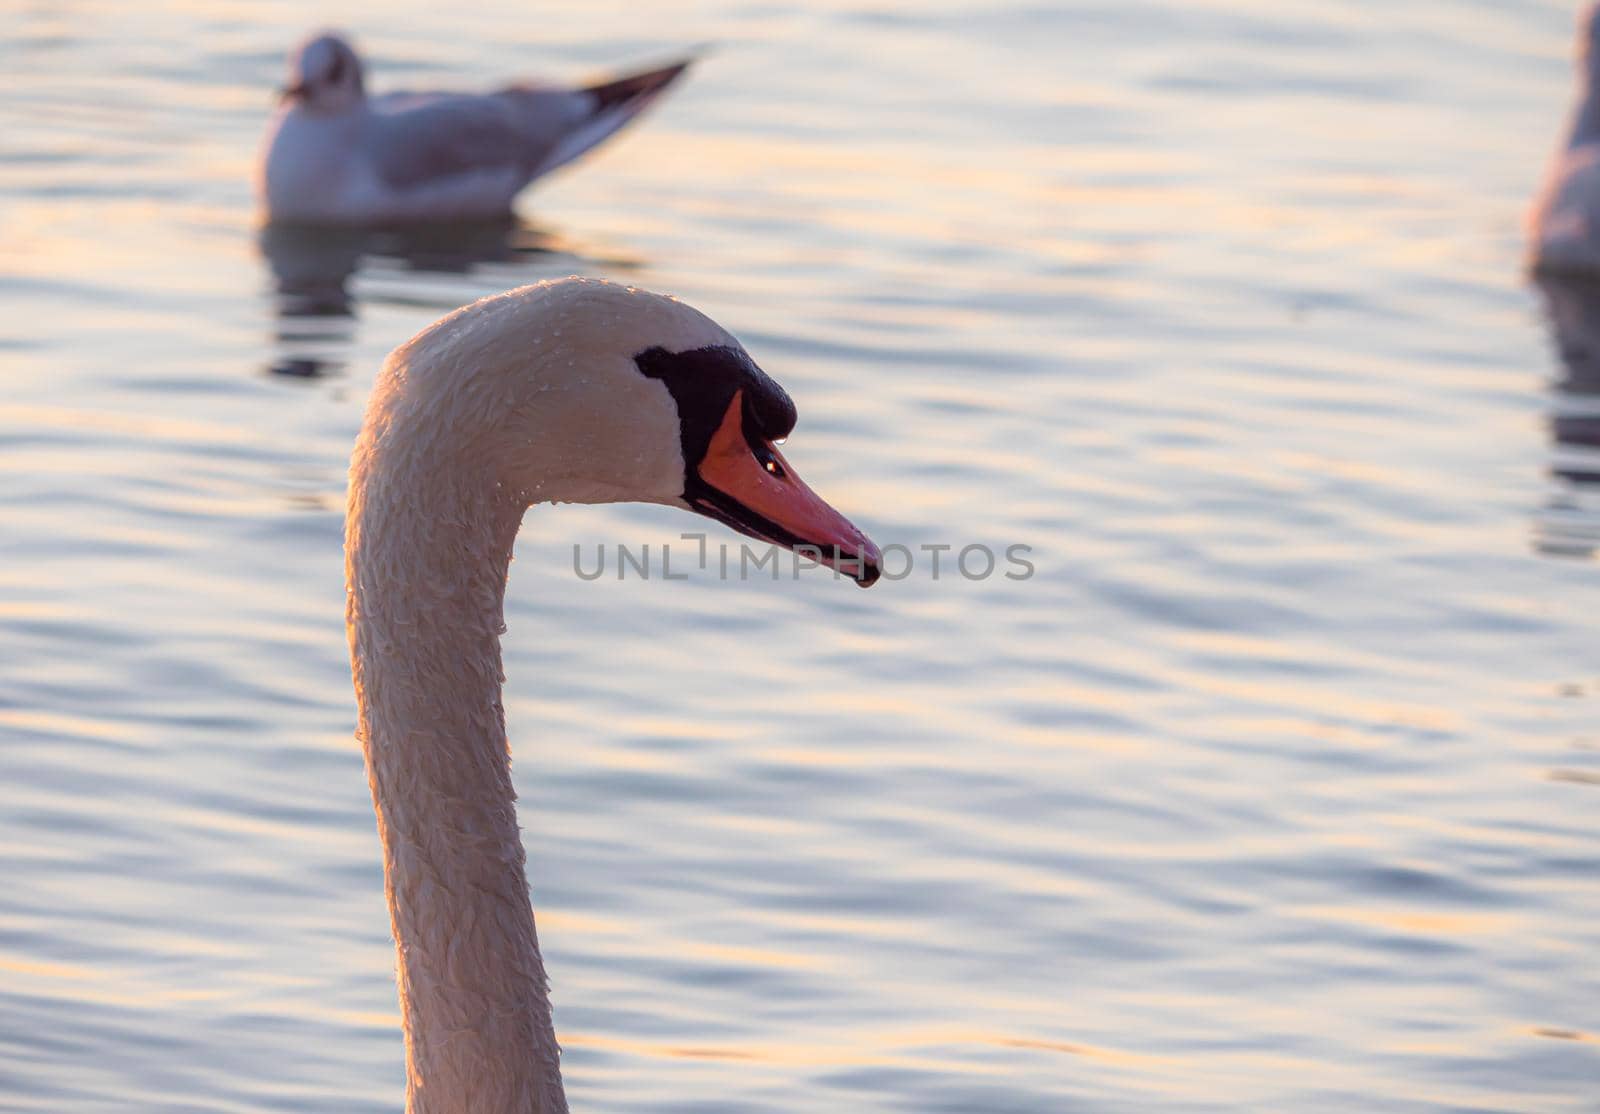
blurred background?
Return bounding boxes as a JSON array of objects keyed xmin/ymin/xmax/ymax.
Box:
[{"xmin": 2, "ymin": 1, "xmax": 1598, "ymax": 1111}]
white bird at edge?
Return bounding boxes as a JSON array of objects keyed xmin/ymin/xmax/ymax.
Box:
[
  {"xmin": 1531, "ymin": 3, "xmax": 1600, "ymax": 274},
  {"xmin": 345, "ymin": 277, "xmax": 881, "ymax": 1113},
  {"xmin": 258, "ymin": 31, "xmax": 694, "ymax": 224}
]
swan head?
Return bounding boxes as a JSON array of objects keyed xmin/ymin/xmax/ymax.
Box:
[
  {"xmin": 368, "ymin": 278, "xmax": 881, "ymax": 585},
  {"xmin": 282, "ymin": 31, "xmax": 365, "ymax": 113}
]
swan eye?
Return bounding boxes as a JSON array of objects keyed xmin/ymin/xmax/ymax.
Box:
[{"xmin": 756, "ymin": 445, "xmax": 787, "ymax": 479}]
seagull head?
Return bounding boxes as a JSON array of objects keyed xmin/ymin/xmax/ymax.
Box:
[{"xmin": 282, "ymin": 31, "xmax": 366, "ymax": 113}]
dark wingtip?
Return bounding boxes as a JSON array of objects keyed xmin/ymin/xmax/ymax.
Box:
[{"xmin": 583, "ymin": 57, "xmax": 695, "ymax": 112}]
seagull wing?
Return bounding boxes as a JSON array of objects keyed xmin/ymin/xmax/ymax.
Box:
[
  {"xmin": 365, "ymin": 58, "xmax": 693, "ymax": 194},
  {"xmin": 367, "ymin": 91, "xmax": 574, "ymax": 189},
  {"xmin": 511, "ymin": 58, "xmax": 694, "ymax": 179}
]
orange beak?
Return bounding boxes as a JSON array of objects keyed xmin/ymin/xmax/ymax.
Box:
[{"xmin": 688, "ymin": 391, "xmax": 881, "ymax": 586}]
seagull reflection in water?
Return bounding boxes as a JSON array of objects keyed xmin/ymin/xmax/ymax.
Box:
[{"xmin": 257, "ymin": 218, "xmax": 640, "ymax": 378}]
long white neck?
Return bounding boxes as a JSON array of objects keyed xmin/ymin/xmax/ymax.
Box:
[
  {"xmin": 340, "ymin": 278, "xmax": 747, "ymax": 1111},
  {"xmin": 346, "ymin": 450, "xmax": 568, "ymax": 1114}
]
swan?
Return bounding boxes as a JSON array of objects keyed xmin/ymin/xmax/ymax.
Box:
[
  {"xmin": 1532, "ymin": 3, "xmax": 1600, "ymax": 273},
  {"xmin": 345, "ymin": 277, "xmax": 880, "ymax": 1113},
  {"xmin": 260, "ymin": 31, "xmax": 693, "ymax": 224}
]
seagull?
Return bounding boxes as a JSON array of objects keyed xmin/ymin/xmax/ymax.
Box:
[
  {"xmin": 1532, "ymin": 4, "xmax": 1600, "ymax": 273},
  {"xmin": 258, "ymin": 31, "xmax": 693, "ymax": 224}
]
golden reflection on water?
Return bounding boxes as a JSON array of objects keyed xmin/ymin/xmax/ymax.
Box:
[
  {"xmin": 560, "ymin": 1024, "xmax": 1165, "ymax": 1069},
  {"xmin": 0, "ymin": 954, "xmax": 97, "ymax": 983},
  {"xmin": 2, "ymin": 2, "xmax": 1599, "ymax": 1112},
  {"xmin": 1295, "ymin": 906, "xmax": 1519, "ymax": 938},
  {"xmin": 1, "ymin": 708, "xmax": 153, "ymax": 745}
]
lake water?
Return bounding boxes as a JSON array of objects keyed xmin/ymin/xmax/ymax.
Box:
[{"xmin": 2, "ymin": 1, "xmax": 1597, "ymax": 1111}]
